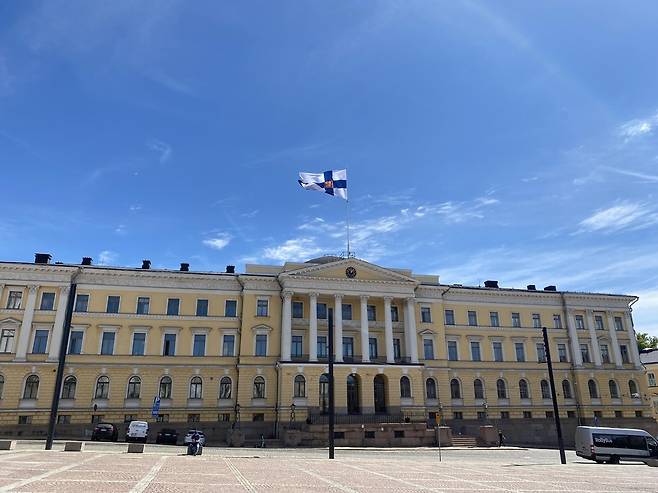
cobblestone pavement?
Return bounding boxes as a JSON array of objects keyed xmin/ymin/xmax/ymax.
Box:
[{"xmin": 0, "ymin": 442, "xmax": 657, "ymax": 492}]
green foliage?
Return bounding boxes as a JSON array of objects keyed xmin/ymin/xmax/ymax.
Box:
[{"xmin": 636, "ymin": 332, "xmax": 658, "ymax": 351}]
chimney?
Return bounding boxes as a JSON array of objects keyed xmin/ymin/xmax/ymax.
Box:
[
  {"xmin": 141, "ymin": 259, "xmax": 151, "ymax": 269},
  {"xmin": 484, "ymin": 280, "xmax": 499, "ymax": 288},
  {"xmin": 527, "ymin": 284, "xmax": 536, "ymax": 291},
  {"xmin": 180, "ymin": 263, "xmax": 190, "ymax": 272},
  {"xmin": 34, "ymin": 253, "xmax": 52, "ymax": 264},
  {"xmin": 81, "ymin": 257, "xmax": 92, "ymax": 266},
  {"xmin": 544, "ymin": 285, "xmax": 557, "ymax": 291},
  {"xmin": 226, "ymin": 265, "xmax": 235, "ymax": 274}
]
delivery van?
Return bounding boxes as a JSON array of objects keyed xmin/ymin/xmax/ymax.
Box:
[
  {"xmin": 126, "ymin": 420, "xmax": 149, "ymax": 443},
  {"xmin": 575, "ymin": 426, "xmax": 658, "ymax": 464}
]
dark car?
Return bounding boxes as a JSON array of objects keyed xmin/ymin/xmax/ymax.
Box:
[
  {"xmin": 156, "ymin": 428, "xmax": 179, "ymax": 445},
  {"xmin": 91, "ymin": 423, "xmax": 118, "ymax": 442}
]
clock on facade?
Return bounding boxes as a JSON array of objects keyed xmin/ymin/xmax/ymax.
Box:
[{"xmin": 345, "ymin": 267, "xmax": 357, "ymax": 278}]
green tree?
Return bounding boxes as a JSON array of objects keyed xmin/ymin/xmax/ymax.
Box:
[{"xmin": 636, "ymin": 332, "xmax": 658, "ymax": 351}]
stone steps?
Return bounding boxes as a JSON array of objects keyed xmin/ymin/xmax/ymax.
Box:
[{"xmin": 451, "ymin": 435, "xmax": 478, "ymax": 447}]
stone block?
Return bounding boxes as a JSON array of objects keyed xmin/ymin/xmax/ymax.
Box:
[
  {"xmin": 127, "ymin": 443, "xmax": 145, "ymax": 453},
  {"xmin": 0, "ymin": 440, "xmax": 16, "ymax": 450},
  {"xmin": 436, "ymin": 426, "xmax": 452, "ymax": 447},
  {"xmin": 226, "ymin": 429, "xmax": 245, "ymax": 447},
  {"xmin": 283, "ymin": 429, "xmax": 302, "ymax": 447},
  {"xmin": 64, "ymin": 442, "xmax": 84, "ymax": 452},
  {"xmin": 479, "ymin": 425, "xmax": 498, "ymax": 446}
]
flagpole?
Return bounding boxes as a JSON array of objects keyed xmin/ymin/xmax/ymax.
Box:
[{"xmin": 346, "ymin": 198, "xmax": 351, "ymax": 257}]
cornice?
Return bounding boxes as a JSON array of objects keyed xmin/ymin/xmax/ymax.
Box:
[
  {"xmin": 77, "ymin": 270, "xmax": 241, "ymax": 291},
  {"xmin": 279, "ymin": 257, "xmax": 420, "ymax": 285}
]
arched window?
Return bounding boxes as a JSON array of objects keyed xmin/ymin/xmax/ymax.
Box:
[
  {"xmin": 253, "ymin": 376, "xmax": 265, "ymax": 398},
  {"xmin": 450, "ymin": 379, "xmax": 461, "ymax": 399},
  {"xmin": 473, "ymin": 379, "xmax": 484, "ymax": 399},
  {"xmin": 23, "ymin": 375, "xmax": 39, "ymax": 399},
  {"xmin": 588, "ymin": 379, "xmax": 599, "ymax": 399},
  {"xmin": 127, "ymin": 376, "xmax": 141, "ymax": 399},
  {"xmin": 400, "ymin": 376, "xmax": 411, "ymax": 398},
  {"xmin": 629, "ymin": 380, "xmax": 638, "ymax": 397},
  {"xmin": 0, "ymin": 374, "xmax": 4, "ymax": 399},
  {"xmin": 189, "ymin": 376, "xmax": 202, "ymax": 399},
  {"xmin": 562, "ymin": 380, "xmax": 572, "ymax": 399},
  {"xmin": 540, "ymin": 380, "xmax": 551, "ymax": 399},
  {"xmin": 425, "ymin": 378, "xmax": 437, "ymax": 400},
  {"xmin": 319, "ymin": 374, "xmax": 329, "ymax": 413},
  {"xmin": 62, "ymin": 376, "xmax": 76, "ymax": 399},
  {"xmin": 94, "ymin": 376, "xmax": 109, "ymax": 399},
  {"xmin": 294, "ymin": 375, "xmax": 306, "ymax": 398},
  {"xmin": 496, "ymin": 379, "xmax": 507, "ymax": 399},
  {"xmin": 608, "ymin": 380, "xmax": 619, "ymax": 399},
  {"xmin": 159, "ymin": 376, "xmax": 172, "ymax": 399},
  {"xmin": 219, "ymin": 377, "xmax": 232, "ymax": 399},
  {"xmin": 519, "ymin": 379, "xmax": 529, "ymax": 399}
]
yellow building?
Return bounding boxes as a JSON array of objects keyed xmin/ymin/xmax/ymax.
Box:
[
  {"xmin": 0, "ymin": 253, "xmax": 652, "ymax": 441},
  {"xmin": 640, "ymin": 349, "xmax": 658, "ymax": 419}
]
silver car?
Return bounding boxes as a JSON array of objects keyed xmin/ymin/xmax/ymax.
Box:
[{"xmin": 183, "ymin": 429, "xmax": 206, "ymax": 446}]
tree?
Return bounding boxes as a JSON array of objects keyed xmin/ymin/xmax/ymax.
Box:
[{"xmin": 636, "ymin": 332, "xmax": 658, "ymax": 351}]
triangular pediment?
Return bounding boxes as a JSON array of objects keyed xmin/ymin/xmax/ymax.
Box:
[
  {"xmin": 280, "ymin": 258, "xmax": 418, "ymax": 284},
  {"xmin": 0, "ymin": 317, "xmax": 21, "ymax": 326}
]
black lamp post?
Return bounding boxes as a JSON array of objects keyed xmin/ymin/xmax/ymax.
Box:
[{"xmin": 543, "ymin": 326, "xmax": 567, "ymax": 464}]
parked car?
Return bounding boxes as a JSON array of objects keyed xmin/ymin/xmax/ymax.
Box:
[
  {"xmin": 156, "ymin": 428, "xmax": 179, "ymax": 445},
  {"xmin": 126, "ymin": 420, "xmax": 149, "ymax": 443},
  {"xmin": 183, "ymin": 429, "xmax": 206, "ymax": 446},
  {"xmin": 91, "ymin": 423, "xmax": 118, "ymax": 442}
]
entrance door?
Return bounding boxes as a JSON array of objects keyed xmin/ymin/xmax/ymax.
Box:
[
  {"xmin": 374, "ymin": 375, "xmax": 387, "ymax": 414},
  {"xmin": 347, "ymin": 374, "xmax": 360, "ymax": 414},
  {"xmin": 319, "ymin": 374, "xmax": 329, "ymax": 414}
]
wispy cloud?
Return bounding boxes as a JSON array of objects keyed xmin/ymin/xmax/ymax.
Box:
[
  {"xmin": 129, "ymin": 204, "xmax": 142, "ymax": 212},
  {"xmin": 203, "ymin": 233, "xmax": 232, "ymax": 250},
  {"xmin": 98, "ymin": 250, "xmax": 118, "ymax": 266},
  {"xmin": 578, "ymin": 201, "xmax": 658, "ymax": 233},
  {"xmin": 603, "ymin": 166, "xmax": 658, "ymax": 183},
  {"xmin": 115, "ymin": 224, "xmax": 127, "ymax": 235},
  {"xmin": 262, "ymin": 238, "xmax": 324, "ymax": 262},
  {"xmin": 148, "ymin": 139, "xmax": 172, "ymax": 163},
  {"xmin": 619, "ymin": 113, "xmax": 657, "ymax": 141},
  {"xmin": 241, "ymin": 209, "xmax": 259, "ymax": 218}
]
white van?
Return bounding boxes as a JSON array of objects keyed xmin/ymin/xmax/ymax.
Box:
[
  {"xmin": 126, "ymin": 420, "xmax": 149, "ymax": 443},
  {"xmin": 575, "ymin": 426, "xmax": 658, "ymax": 464}
]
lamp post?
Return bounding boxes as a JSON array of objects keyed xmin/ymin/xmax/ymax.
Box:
[
  {"xmin": 543, "ymin": 326, "xmax": 567, "ymax": 464},
  {"xmin": 328, "ymin": 308, "xmax": 335, "ymax": 459}
]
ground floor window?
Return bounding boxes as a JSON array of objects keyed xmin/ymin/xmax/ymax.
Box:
[
  {"xmin": 18, "ymin": 416, "xmax": 32, "ymax": 425},
  {"xmin": 187, "ymin": 414, "xmax": 200, "ymax": 423},
  {"xmin": 57, "ymin": 415, "xmax": 71, "ymax": 424}
]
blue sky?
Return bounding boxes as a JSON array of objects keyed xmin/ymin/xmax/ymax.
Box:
[{"xmin": 1, "ymin": 1, "xmax": 658, "ymax": 334}]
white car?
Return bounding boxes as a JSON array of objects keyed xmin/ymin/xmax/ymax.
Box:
[
  {"xmin": 126, "ymin": 420, "xmax": 149, "ymax": 443},
  {"xmin": 184, "ymin": 429, "xmax": 206, "ymax": 446}
]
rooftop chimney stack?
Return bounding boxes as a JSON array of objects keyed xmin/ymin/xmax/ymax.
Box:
[
  {"xmin": 226, "ymin": 265, "xmax": 235, "ymax": 274},
  {"xmin": 141, "ymin": 260, "xmax": 151, "ymax": 269},
  {"xmin": 180, "ymin": 263, "xmax": 190, "ymax": 272},
  {"xmin": 484, "ymin": 280, "xmax": 499, "ymax": 288},
  {"xmin": 544, "ymin": 285, "xmax": 557, "ymax": 291},
  {"xmin": 34, "ymin": 253, "xmax": 52, "ymax": 264},
  {"xmin": 527, "ymin": 284, "xmax": 536, "ymax": 291},
  {"xmin": 81, "ymin": 257, "xmax": 92, "ymax": 266}
]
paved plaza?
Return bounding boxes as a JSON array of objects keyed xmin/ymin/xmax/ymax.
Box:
[{"xmin": 0, "ymin": 442, "xmax": 656, "ymax": 492}]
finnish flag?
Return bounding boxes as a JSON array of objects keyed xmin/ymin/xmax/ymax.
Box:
[{"xmin": 298, "ymin": 169, "xmax": 348, "ymax": 200}]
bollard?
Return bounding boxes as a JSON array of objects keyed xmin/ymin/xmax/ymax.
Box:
[
  {"xmin": 64, "ymin": 442, "xmax": 85, "ymax": 452},
  {"xmin": 127, "ymin": 443, "xmax": 145, "ymax": 453}
]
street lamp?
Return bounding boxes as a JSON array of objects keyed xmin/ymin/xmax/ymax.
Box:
[{"xmin": 542, "ymin": 326, "xmax": 566, "ymax": 464}]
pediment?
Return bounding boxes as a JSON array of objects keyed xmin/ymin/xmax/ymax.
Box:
[
  {"xmin": 0, "ymin": 317, "xmax": 21, "ymax": 326},
  {"xmin": 280, "ymin": 258, "xmax": 418, "ymax": 285}
]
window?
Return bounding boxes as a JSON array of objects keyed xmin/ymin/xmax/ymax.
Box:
[
  {"xmin": 18, "ymin": 416, "xmax": 32, "ymax": 425},
  {"xmin": 600, "ymin": 344, "xmax": 610, "ymax": 364},
  {"xmin": 553, "ymin": 314, "xmax": 562, "ymax": 329},
  {"xmin": 562, "ymin": 380, "xmax": 572, "ymax": 399},
  {"xmin": 615, "ymin": 410, "xmax": 623, "ymax": 418},
  {"xmin": 136, "ymin": 297, "xmax": 150, "ymax": 315},
  {"xmin": 91, "ymin": 415, "xmax": 103, "ymax": 424},
  {"xmin": 166, "ymin": 298, "xmax": 180, "ymax": 316},
  {"xmin": 188, "ymin": 414, "xmax": 200, "ymax": 423},
  {"xmin": 519, "ymin": 379, "xmax": 529, "ymax": 399},
  {"xmin": 496, "ymin": 379, "xmax": 507, "ymax": 399},
  {"xmin": 588, "ymin": 379, "xmax": 599, "ymax": 399},
  {"xmin": 453, "ymin": 411, "xmax": 463, "ymax": 420},
  {"xmin": 367, "ymin": 305, "xmax": 376, "ymax": 321},
  {"xmin": 100, "ymin": 332, "xmax": 115, "ymax": 355},
  {"xmin": 594, "ymin": 315, "xmax": 604, "ymax": 330},
  {"xmin": 557, "ymin": 343, "xmax": 567, "ymax": 362},
  {"xmin": 317, "ymin": 336, "xmax": 327, "ymax": 358},
  {"xmin": 291, "ymin": 335, "xmax": 303, "ymax": 357},
  {"xmin": 7, "ymin": 291, "xmax": 22, "ymax": 309},
  {"xmin": 649, "ymin": 373, "xmax": 656, "ymax": 387},
  {"xmin": 0, "ymin": 374, "xmax": 4, "ymax": 399},
  {"xmin": 163, "ymin": 333, "xmax": 176, "ymax": 356},
  {"xmin": 189, "ymin": 376, "xmax": 202, "ymax": 399},
  {"xmin": 294, "ymin": 375, "xmax": 306, "ymax": 397},
  {"xmin": 223, "ymin": 335, "xmax": 235, "ymax": 357},
  {"xmin": 127, "ymin": 376, "xmax": 141, "ymax": 399},
  {"xmin": 342, "ymin": 337, "xmax": 354, "ymax": 358},
  {"xmin": 614, "ymin": 316, "xmax": 624, "ymax": 331},
  {"xmin": 74, "ymin": 294, "xmax": 89, "ymax": 312},
  {"xmin": 57, "ymin": 415, "xmax": 71, "ymax": 424},
  {"xmin": 470, "ymin": 341, "xmax": 481, "ymax": 361},
  {"xmin": 593, "ymin": 410, "xmax": 602, "ymax": 418},
  {"xmin": 545, "ymin": 411, "xmax": 554, "ymax": 419},
  {"xmin": 32, "ymin": 329, "xmax": 49, "ymax": 354},
  {"xmin": 426, "ymin": 378, "xmax": 437, "ymax": 399},
  {"xmin": 467, "ymin": 310, "xmax": 477, "ymax": 326},
  {"xmin": 390, "ymin": 305, "xmax": 399, "ymax": 322},
  {"xmin": 423, "ymin": 339, "xmax": 434, "ymax": 360},
  {"xmin": 317, "ymin": 303, "xmax": 327, "ymax": 319},
  {"xmin": 224, "ymin": 300, "xmax": 237, "ymax": 317},
  {"xmin": 567, "ymin": 410, "xmax": 575, "ymax": 418},
  {"xmin": 40, "ymin": 292, "xmax": 55, "ymax": 310},
  {"xmin": 444, "ymin": 309, "xmax": 455, "ymax": 325},
  {"xmin": 523, "ymin": 411, "xmax": 532, "ymax": 419},
  {"xmin": 635, "ymin": 410, "xmax": 643, "ymax": 417},
  {"xmin": 95, "ymin": 376, "xmax": 109, "ymax": 399},
  {"xmin": 68, "ymin": 330, "xmax": 84, "ymax": 354},
  {"xmin": 253, "ymin": 376, "xmax": 265, "ymax": 398},
  {"xmin": 393, "ymin": 338, "xmax": 401, "ymax": 360},
  {"xmin": 629, "ymin": 380, "xmax": 639, "ymax": 397},
  {"xmin": 196, "ymin": 299, "xmax": 209, "ymax": 317},
  {"xmin": 474, "ymin": 379, "xmax": 484, "ymax": 399},
  {"xmin": 124, "ymin": 415, "xmax": 137, "ymax": 423},
  {"xmin": 620, "ymin": 345, "xmax": 630, "ymax": 364},
  {"xmin": 575, "ymin": 315, "xmax": 585, "ymax": 329},
  {"xmin": 511, "ymin": 312, "xmax": 521, "ymax": 328},
  {"xmin": 490, "ymin": 312, "xmax": 499, "ymax": 327},
  {"xmin": 369, "ymin": 337, "xmax": 378, "ymax": 359},
  {"xmin": 131, "ymin": 332, "xmax": 146, "ymax": 356},
  {"xmin": 399, "ymin": 376, "xmax": 412, "ymax": 398},
  {"xmin": 62, "ymin": 376, "xmax": 76, "ymax": 399},
  {"xmin": 532, "ymin": 314, "xmax": 541, "ymax": 328},
  {"xmin": 447, "ymin": 341, "xmax": 458, "ymax": 361},
  {"xmin": 492, "ymin": 341, "xmax": 503, "ymax": 362},
  {"xmin": 159, "ymin": 376, "xmax": 172, "ymax": 399},
  {"xmin": 500, "ymin": 411, "xmax": 510, "ymax": 419},
  {"xmin": 255, "ymin": 334, "xmax": 267, "ymax": 356},
  {"xmin": 450, "ymin": 379, "xmax": 461, "ymax": 399},
  {"xmin": 193, "ymin": 334, "xmax": 206, "ymax": 357},
  {"xmin": 608, "ymin": 380, "xmax": 619, "ymax": 399},
  {"xmin": 292, "ymin": 301, "xmax": 303, "ymax": 319},
  {"xmin": 256, "ymin": 299, "xmax": 269, "ymax": 317},
  {"xmin": 536, "ymin": 342, "xmax": 546, "ymax": 363},
  {"xmin": 421, "ymin": 306, "xmax": 431, "ymax": 323},
  {"xmin": 219, "ymin": 377, "xmax": 232, "ymax": 399},
  {"xmin": 541, "ymin": 380, "xmax": 550, "ymax": 399},
  {"xmin": 580, "ymin": 344, "xmax": 590, "ymax": 363},
  {"xmin": 342, "ymin": 304, "xmax": 352, "ymax": 320},
  {"xmin": 252, "ymin": 413, "xmax": 265, "ymax": 422},
  {"xmin": 106, "ymin": 296, "xmax": 120, "ymax": 313},
  {"xmin": 515, "ymin": 342, "xmax": 525, "ymax": 362},
  {"xmin": 0, "ymin": 328, "xmax": 15, "ymax": 353}
]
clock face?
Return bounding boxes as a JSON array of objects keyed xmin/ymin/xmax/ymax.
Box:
[{"xmin": 345, "ymin": 267, "xmax": 357, "ymax": 278}]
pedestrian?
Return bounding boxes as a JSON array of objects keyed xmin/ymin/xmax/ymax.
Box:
[{"xmin": 498, "ymin": 430, "xmax": 505, "ymax": 447}]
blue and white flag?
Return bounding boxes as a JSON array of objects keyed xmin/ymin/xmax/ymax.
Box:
[{"xmin": 298, "ymin": 169, "xmax": 348, "ymax": 200}]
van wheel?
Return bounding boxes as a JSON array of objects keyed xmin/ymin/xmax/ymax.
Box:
[
  {"xmin": 608, "ymin": 456, "xmax": 620, "ymax": 464},
  {"xmin": 595, "ymin": 459, "xmax": 605, "ymax": 464}
]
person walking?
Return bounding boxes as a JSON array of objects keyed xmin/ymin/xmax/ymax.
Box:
[{"xmin": 498, "ymin": 430, "xmax": 505, "ymax": 447}]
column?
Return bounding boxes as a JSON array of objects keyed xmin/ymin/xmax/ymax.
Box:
[
  {"xmin": 404, "ymin": 298, "xmax": 419, "ymax": 364},
  {"xmin": 14, "ymin": 285, "xmax": 39, "ymax": 361},
  {"xmin": 384, "ymin": 297, "xmax": 395, "ymax": 363},
  {"xmin": 360, "ymin": 295, "xmax": 370, "ymax": 363},
  {"xmin": 0, "ymin": 284, "xmax": 4, "ymax": 308},
  {"xmin": 625, "ymin": 311, "xmax": 642, "ymax": 369},
  {"xmin": 606, "ymin": 312, "xmax": 623, "ymax": 368},
  {"xmin": 309, "ymin": 293, "xmax": 318, "ymax": 362},
  {"xmin": 281, "ymin": 291, "xmax": 292, "ymax": 361},
  {"xmin": 586, "ymin": 309, "xmax": 602, "ymax": 367},
  {"xmin": 566, "ymin": 310, "xmax": 583, "ymax": 367},
  {"xmin": 48, "ymin": 286, "xmax": 71, "ymax": 362},
  {"xmin": 334, "ymin": 294, "xmax": 343, "ymax": 363}
]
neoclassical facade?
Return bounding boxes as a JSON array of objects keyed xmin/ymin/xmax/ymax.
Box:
[{"xmin": 0, "ymin": 254, "xmax": 651, "ymax": 430}]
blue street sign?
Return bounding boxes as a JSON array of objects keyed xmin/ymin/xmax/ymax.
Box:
[{"xmin": 151, "ymin": 396, "xmax": 161, "ymax": 417}]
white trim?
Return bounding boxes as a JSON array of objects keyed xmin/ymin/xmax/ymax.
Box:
[
  {"xmin": 39, "ymin": 290, "xmax": 56, "ymax": 311},
  {"xmin": 161, "ymin": 329, "xmax": 178, "ymax": 357},
  {"xmin": 106, "ymin": 294, "xmax": 121, "ymax": 313},
  {"xmin": 191, "ymin": 331, "xmax": 207, "ymax": 357},
  {"xmin": 136, "ymin": 296, "xmax": 151, "ymax": 315},
  {"xmin": 98, "ymin": 329, "xmax": 117, "ymax": 355},
  {"xmin": 30, "ymin": 326, "xmax": 51, "ymax": 355}
]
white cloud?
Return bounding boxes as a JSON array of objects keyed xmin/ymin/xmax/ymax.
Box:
[
  {"xmin": 98, "ymin": 250, "xmax": 117, "ymax": 266},
  {"xmin": 129, "ymin": 204, "xmax": 142, "ymax": 211},
  {"xmin": 578, "ymin": 202, "xmax": 658, "ymax": 233},
  {"xmin": 115, "ymin": 224, "xmax": 127, "ymax": 235},
  {"xmin": 603, "ymin": 167, "xmax": 658, "ymax": 183},
  {"xmin": 262, "ymin": 238, "xmax": 324, "ymax": 262},
  {"xmin": 203, "ymin": 234, "xmax": 232, "ymax": 250},
  {"xmin": 241, "ymin": 209, "xmax": 259, "ymax": 218},
  {"xmin": 148, "ymin": 139, "xmax": 172, "ymax": 163},
  {"xmin": 618, "ymin": 111, "xmax": 658, "ymax": 141}
]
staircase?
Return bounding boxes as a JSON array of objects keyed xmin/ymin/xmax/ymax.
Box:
[{"xmin": 451, "ymin": 435, "xmax": 478, "ymax": 447}]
